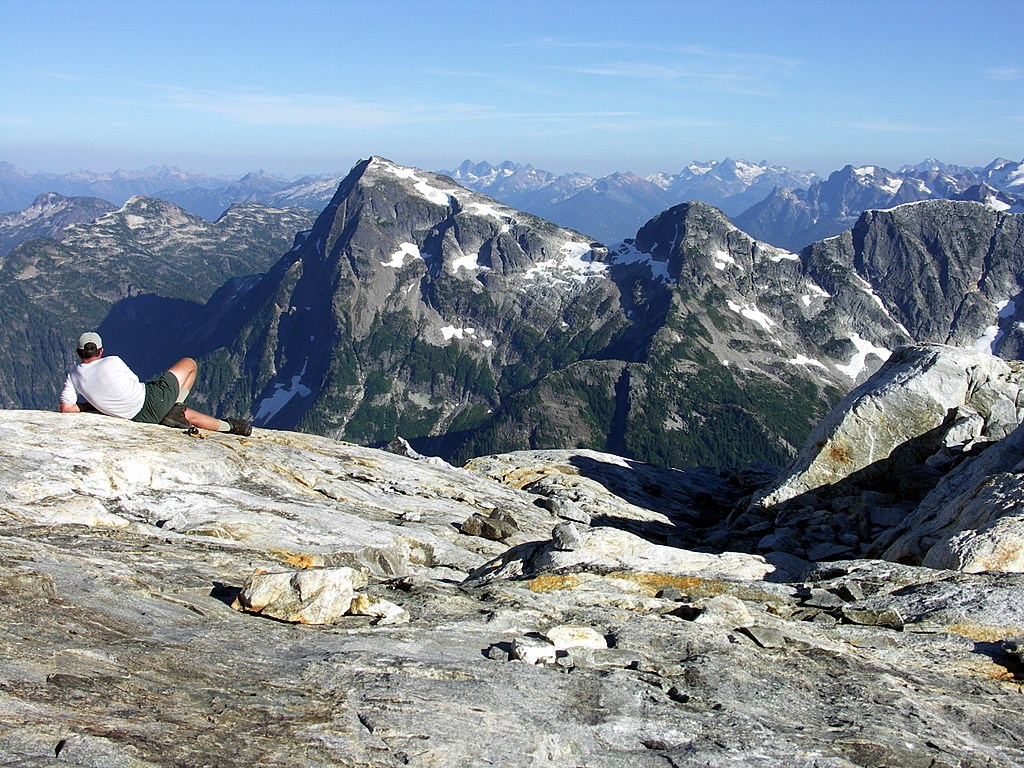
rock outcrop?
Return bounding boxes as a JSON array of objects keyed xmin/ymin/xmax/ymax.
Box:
[
  {"xmin": 741, "ymin": 344, "xmax": 1024, "ymax": 573},
  {"xmin": 882, "ymin": 419, "xmax": 1024, "ymax": 572},
  {"xmin": 754, "ymin": 344, "xmax": 1024, "ymax": 508},
  {"xmin": 1, "ymin": 408, "xmax": 1023, "ymax": 767}
]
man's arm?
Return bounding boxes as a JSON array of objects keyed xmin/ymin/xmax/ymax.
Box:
[
  {"xmin": 58, "ymin": 373, "xmax": 95, "ymax": 413},
  {"xmin": 59, "ymin": 401, "xmax": 96, "ymax": 413}
]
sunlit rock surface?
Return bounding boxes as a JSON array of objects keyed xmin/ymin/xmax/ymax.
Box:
[{"xmin": 1, "ymin": 409, "xmax": 1022, "ymax": 767}]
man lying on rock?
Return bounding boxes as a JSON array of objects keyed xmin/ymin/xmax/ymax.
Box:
[{"xmin": 59, "ymin": 332, "xmax": 251, "ymax": 436}]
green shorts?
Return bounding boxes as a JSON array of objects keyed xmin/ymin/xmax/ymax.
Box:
[{"xmin": 132, "ymin": 372, "xmax": 180, "ymax": 424}]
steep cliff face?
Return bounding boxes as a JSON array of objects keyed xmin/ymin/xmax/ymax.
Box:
[{"xmin": 848, "ymin": 201, "xmax": 1024, "ymax": 353}]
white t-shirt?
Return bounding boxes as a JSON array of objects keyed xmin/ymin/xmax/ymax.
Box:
[{"xmin": 60, "ymin": 356, "xmax": 146, "ymax": 420}]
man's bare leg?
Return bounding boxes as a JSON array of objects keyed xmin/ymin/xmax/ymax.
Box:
[
  {"xmin": 182, "ymin": 407, "xmax": 224, "ymax": 431},
  {"xmin": 163, "ymin": 358, "xmax": 250, "ymax": 434},
  {"xmin": 166, "ymin": 358, "xmax": 198, "ymax": 403}
]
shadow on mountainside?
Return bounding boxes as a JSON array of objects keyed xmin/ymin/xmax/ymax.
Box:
[{"xmin": 98, "ymin": 293, "xmax": 209, "ymax": 379}]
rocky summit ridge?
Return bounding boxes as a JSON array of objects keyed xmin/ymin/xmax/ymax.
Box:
[{"xmin": 2, "ymin": 338, "xmax": 1024, "ymax": 766}]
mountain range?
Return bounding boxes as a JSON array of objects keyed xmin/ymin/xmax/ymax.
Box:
[
  {"xmin": 4, "ymin": 156, "xmax": 1023, "ymax": 251},
  {"xmin": 734, "ymin": 160, "xmax": 1024, "ymax": 251},
  {"xmin": 3, "ymin": 152, "xmax": 1024, "ymax": 766},
  {"xmin": 4, "ymin": 155, "xmax": 1022, "ymax": 474}
]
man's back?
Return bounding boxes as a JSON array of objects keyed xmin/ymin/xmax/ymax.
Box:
[{"xmin": 63, "ymin": 356, "xmax": 145, "ymax": 419}]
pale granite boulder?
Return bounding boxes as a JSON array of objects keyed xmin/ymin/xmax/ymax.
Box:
[
  {"xmin": 753, "ymin": 344, "xmax": 1024, "ymax": 509},
  {"xmin": 233, "ymin": 567, "xmax": 368, "ymax": 624}
]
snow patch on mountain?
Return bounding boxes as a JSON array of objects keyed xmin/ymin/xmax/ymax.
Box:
[
  {"xmin": 834, "ymin": 334, "xmax": 891, "ymax": 379},
  {"xmin": 382, "ymin": 242, "xmax": 423, "ymax": 268},
  {"xmin": 610, "ymin": 242, "xmax": 673, "ymax": 283},
  {"xmin": 379, "ymin": 160, "xmax": 456, "ymax": 206},
  {"xmin": 450, "ymin": 252, "xmax": 487, "ymax": 274},
  {"xmin": 254, "ymin": 360, "xmax": 313, "ymax": 423},
  {"xmin": 713, "ymin": 248, "xmax": 741, "ymax": 271},
  {"xmin": 464, "ymin": 201, "xmax": 515, "ymax": 232},
  {"xmin": 803, "ymin": 283, "xmax": 831, "ymax": 304},
  {"xmin": 524, "ymin": 241, "xmax": 608, "ymax": 284},
  {"xmin": 789, "ymin": 354, "xmax": 830, "ymax": 371},
  {"xmin": 727, "ymin": 300, "xmax": 775, "ymax": 333},
  {"xmin": 973, "ymin": 298, "xmax": 1017, "ymax": 353},
  {"xmin": 441, "ymin": 325, "xmax": 493, "ymax": 347},
  {"xmin": 766, "ymin": 247, "xmax": 799, "ymax": 263},
  {"xmin": 732, "ymin": 160, "xmax": 768, "ymax": 183}
]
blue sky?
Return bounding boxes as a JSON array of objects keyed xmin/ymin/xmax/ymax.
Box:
[{"xmin": 2, "ymin": 0, "xmax": 1021, "ymax": 178}]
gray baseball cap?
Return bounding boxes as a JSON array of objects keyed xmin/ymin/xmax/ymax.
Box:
[{"xmin": 77, "ymin": 332, "xmax": 102, "ymax": 350}]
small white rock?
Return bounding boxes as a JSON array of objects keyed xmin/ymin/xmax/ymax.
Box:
[
  {"xmin": 543, "ymin": 625, "xmax": 608, "ymax": 651},
  {"xmin": 348, "ymin": 593, "xmax": 410, "ymax": 625},
  {"xmin": 510, "ymin": 638, "xmax": 559, "ymax": 665}
]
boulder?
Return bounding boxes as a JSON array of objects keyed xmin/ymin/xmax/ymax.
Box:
[
  {"xmin": 693, "ymin": 595, "xmax": 756, "ymax": 628},
  {"xmin": 465, "ymin": 525, "xmax": 776, "ymax": 586},
  {"xmin": 551, "ymin": 521, "xmax": 584, "ymax": 551},
  {"xmin": 753, "ymin": 344, "xmax": 1024, "ymax": 510},
  {"xmin": 233, "ymin": 567, "xmax": 368, "ymax": 625},
  {"xmin": 543, "ymin": 625, "xmax": 608, "ymax": 651},
  {"xmin": 459, "ymin": 508, "xmax": 521, "ymax": 541}
]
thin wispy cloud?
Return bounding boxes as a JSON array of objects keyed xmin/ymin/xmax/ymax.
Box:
[
  {"xmin": 520, "ymin": 38, "xmax": 796, "ymax": 98},
  {"xmin": 503, "ymin": 36, "xmax": 800, "ymax": 98},
  {"xmin": 144, "ymin": 84, "xmax": 653, "ymax": 129},
  {"xmin": 851, "ymin": 119, "xmax": 952, "ymax": 134},
  {"xmin": 34, "ymin": 70, "xmax": 95, "ymax": 83},
  {"xmin": 515, "ymin": 37, "xmax": 799, "ymax": 70},
  {"xmin": 676, "ymin": 44, "xmax": 799, "ymax": 70},
  {"xmin": 986, "ymin": 66, "xmax": 1024, "ymax": 81},
  {"xmin": 419, "ymin": 68, "xmax": 493, "ymax": 80},
  {"xmin": 560, "ymin": 61, "xmax": 773, "ymax": 97},
  {"xmin": 567, "ymin": 61, "xmax": 751, "ymax": 82},
  {"xmin": 151, "ymin": 86, "xmax": 495, "ymax": 128}
]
